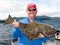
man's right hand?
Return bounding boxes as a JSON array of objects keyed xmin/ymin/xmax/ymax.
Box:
[{"xmin": 12, "ymin": 19, "xmax": 19, "ymax": 28}]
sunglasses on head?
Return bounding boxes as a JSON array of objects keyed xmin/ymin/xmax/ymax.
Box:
[{"xmin": 28, "ymin": 9, "xmax": 36, "ymax": 11}]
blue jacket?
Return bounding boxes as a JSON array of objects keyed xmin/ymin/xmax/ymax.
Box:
[{"xmin": 12, "ymin": 17, "xmax": 48, "ymax": 45}]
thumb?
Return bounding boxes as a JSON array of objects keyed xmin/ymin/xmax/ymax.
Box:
[
  {"xmin": 12, "ymin": 19, "xmax": 17, "ymax": 24},
  {"xmin": 14, "ymin": 19, "xmax": 17, "ymax": 22}
]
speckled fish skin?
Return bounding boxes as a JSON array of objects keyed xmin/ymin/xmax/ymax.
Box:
[
  {"xmin": 4, "ymin": 15, "xmax": 14, "ymax": 24},
  {"xmin": 18, "ymin": 21, "xmax": 56, "ymax": 40},
  {"xmin": 4, "ymin": 15, "xmax": 57, "ymax": 40}
]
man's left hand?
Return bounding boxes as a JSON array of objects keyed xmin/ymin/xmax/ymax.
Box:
[{"xmin": 39, "ymin": 33, "xmax": 44, "ymax": 38}]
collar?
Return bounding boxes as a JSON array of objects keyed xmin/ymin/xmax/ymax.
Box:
[{"xmin": 27, "ymin": 17, "xmax": 37, "ymax": 22}]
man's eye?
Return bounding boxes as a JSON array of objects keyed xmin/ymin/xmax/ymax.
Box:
[
  {"xmin": 33, "ymin": 9, "xmax": 36, "ymax": 11},
  {"xmin": 28, "ymin": 10, "xmax": 31, "ymax": 11}
]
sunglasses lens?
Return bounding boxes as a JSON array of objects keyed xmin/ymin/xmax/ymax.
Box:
[
  {"xmin": 28, "ymin": 10, "xmax": 31, "ymax": 11},
  {"xmin": 28, "ymin": 9, "xmax": 36, "ymax": 11},
  {"xmin": 33, "ymin": 9, "xmax": 36, "ymax": 11}
]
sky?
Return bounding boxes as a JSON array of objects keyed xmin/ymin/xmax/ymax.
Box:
[{"xmin": 0, "ymin": 0, "xmax": 60, "ymax": 20}]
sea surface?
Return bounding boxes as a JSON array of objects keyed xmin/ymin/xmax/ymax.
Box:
[
  {"xmin": 0, "ymin": 24, "xmax": 12, "ymax": 45},
  {"xmin": 0, "ymin": 17, "xmax": 60, "ymax": 45}
]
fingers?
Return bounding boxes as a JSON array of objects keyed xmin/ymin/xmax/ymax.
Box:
[
  {"xmin": 39, "ymin": 33, "xmax": 44, "ymax": 38},
  {"xmin": 13, "ymin": 19, "xmax": 17, "ymax": 24},
  {"xmin": 14, "ymin": 19, "xmax": 17, "ymax": 22},
  {"xmin": 12, "ymin": 19, "xmax": 19, "ymax": 28}
]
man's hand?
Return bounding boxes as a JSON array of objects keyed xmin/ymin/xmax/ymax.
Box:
[
  {"xmin": 39, "ymin": 33, "xmax": 44, "ymax": 38},
  {"xmin": 12, "ymin": 19, "xmax": 19, "ymax": 28}
]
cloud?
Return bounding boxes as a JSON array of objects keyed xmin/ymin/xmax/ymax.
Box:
[{"xmin": 0, "ymin": 0, "xmax": 60, "ymax": 20}]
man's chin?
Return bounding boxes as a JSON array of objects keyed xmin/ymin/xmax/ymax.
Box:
[{"xmin": 30, "ymin": 15, "xmax": 36, "ymax": 18}]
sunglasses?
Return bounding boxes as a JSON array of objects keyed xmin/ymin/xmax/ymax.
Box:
[{"xmin": 28, "ymin": 9, "xmax": 36, "ymax": 11}]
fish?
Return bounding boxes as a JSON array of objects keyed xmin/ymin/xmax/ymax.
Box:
[{"xmin": 4, "ymin": 15, "xmax": 57, "ymax": 40}]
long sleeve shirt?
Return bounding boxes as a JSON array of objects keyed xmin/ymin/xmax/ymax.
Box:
[{"xmin": 12, "ymin": 17, "xmax": 48, "ymax": 45}]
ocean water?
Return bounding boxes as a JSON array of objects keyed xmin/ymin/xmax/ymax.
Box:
[
  {"xmin": 44, "ymin": 18, "xmax": 60, "ymax": 31},
  {"xmin": 0, "ymin": 24, "xmax": 12, "ymax": 45},
  {"xmin": 0, "ymin": 17, "xmax": 60, "ymax": 45}
]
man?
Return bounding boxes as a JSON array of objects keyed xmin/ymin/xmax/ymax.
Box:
[{"xmin": 12, "ymin": 3, "xmax": 48, "ymax": 45}]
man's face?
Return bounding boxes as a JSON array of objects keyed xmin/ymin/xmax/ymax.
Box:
[{"xmin": 26, "ymin": 7, "xmax": 37, "ymax": 18}]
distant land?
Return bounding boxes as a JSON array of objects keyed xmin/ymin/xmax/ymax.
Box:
[{"xmin": 0, "ymin": 15, "xmax": 60, "ymax": 23}]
